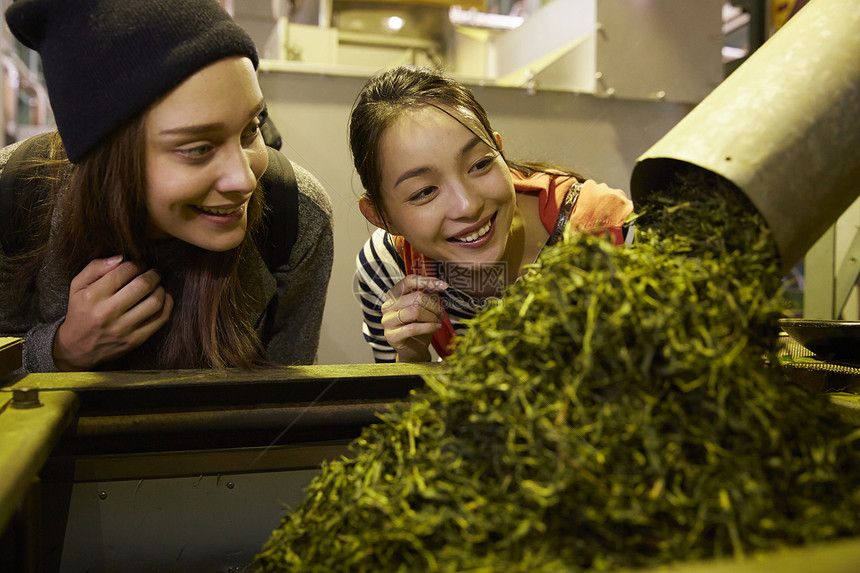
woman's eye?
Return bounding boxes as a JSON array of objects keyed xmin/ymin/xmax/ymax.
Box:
[
  {"xmin": 471, "ymin": 156, "xmax": 495, "ymax": 172},
  {"xmin": 243, "ymin": 121, "xmax": 261, "ymax": 141},
  {"xmin": 243, "ymin": 125, "xmax": 260, "ymax": 143},
  {"xmin": 409, "ymin": 187, "xmax": 436, "ymax": 202},
  {"xmin": 178, "ymin": 144, "xmax": 213, "ymax": 159},
  {"xmin": 246, "ymin": 108, "xmax": 269, "ymax": 139},
  {"xmin": 239, "ymin": 108, "xmax": 269, "ymax": 145}
]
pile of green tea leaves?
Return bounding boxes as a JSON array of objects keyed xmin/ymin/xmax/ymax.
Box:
[{"xmin": 255, "ymin": 169, "xmax": 860, "ymax": 572}]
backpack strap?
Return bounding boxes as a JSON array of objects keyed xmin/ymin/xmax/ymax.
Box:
[
  {"xmin": 256, "ymin": 145, "xmax": 300, "ymax": 341},
  {"xmin": 0, "ymin": 131, "xmax": 55, "ymax": 258},
  {"xmin": 257, "ymin": 145, "xmax": 299, "ymax": 270}
]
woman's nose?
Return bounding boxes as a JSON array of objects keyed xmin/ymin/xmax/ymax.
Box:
[
  {"xmin": 215, "ymin": 145, "xmax": 260, "ymax": 194},
  {"xmin": 447, "ymin": 180, "xmax": 482, "ymax": 220}
]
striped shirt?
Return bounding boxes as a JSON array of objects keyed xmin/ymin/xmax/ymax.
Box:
[{"xmin": 355, "ymin": 228, "xmax": 501, "ymax": 363}]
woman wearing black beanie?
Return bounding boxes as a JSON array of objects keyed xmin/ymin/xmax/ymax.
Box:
[{"xmin": 0, "ymin": 0, "xmax": 334, "ymax": 371}]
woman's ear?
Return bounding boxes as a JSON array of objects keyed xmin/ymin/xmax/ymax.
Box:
[
  {"xmin": 494, "ymin": 132, "xmax": 504, "ymax": 151},
  {"xmin": 359, "ymin": 195, "xmax": 400, "ymax": 235}
]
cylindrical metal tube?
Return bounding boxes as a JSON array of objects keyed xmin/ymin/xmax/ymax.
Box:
[{"xmin": 630, "ymin": 0, "xmax": 860, "ymax": 274}]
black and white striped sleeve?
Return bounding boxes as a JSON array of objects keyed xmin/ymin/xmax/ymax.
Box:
[{"xmin": 354, "ymin": 228, "xmax": 405, "ymax": 363}]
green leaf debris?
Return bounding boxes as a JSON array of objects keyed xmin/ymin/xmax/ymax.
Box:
[{"xmin": 256, "ymin": 169, "xmax": 860, "ymax": 572}]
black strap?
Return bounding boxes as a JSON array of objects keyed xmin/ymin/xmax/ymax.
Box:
[
  {"xmin": 0, "ymin": 133, "xmax": 298, "ymax": 270},
  {"xmin": 258, "ymin": 145, "xmax": 299, "ymax": 270},
  {"xmin": 546, "ymin": 180, "xmax": 582, "ymax": 247},
  {"xmin": 261, "ymin": 119, "xmax": 283, "ymax": 151},
  {"xmin": 256, "ymin": 145, "xmax": 299, "ymax": 340}
]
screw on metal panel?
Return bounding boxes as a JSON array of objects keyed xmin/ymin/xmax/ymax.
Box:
[
  {"xmin": 11, "ymin": 388, "xmax": 42, "ymax": 409},
  {"xmin": 226, "ymin": 481, "xmax": 235, "ymax": 489},
  {"xmin": 99, "ymin": 491, "xmax": 108, "ymax": 500}
]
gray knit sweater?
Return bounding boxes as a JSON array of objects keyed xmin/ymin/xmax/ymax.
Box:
[{"xmin": 0, "ymin": 138, "xmax": 333, "ymax": 372}]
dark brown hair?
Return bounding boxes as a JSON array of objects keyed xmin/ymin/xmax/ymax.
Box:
[
  {"xmin": 15, "ymin": 119, "xmax": 268, "ymax": 370},
  {"xmin": 348, "ymin": 65, "xmax": 584, "ymax": 227}
]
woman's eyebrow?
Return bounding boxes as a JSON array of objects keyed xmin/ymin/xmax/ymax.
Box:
[
  {"xmin": 394, "ymin": 166, "xmax": 431, "ymax": 188},
  {"xmin": 157, "ymin": 99, "xmax": 266, "ymax": 137},
  {"xmin": 393, "ymin": 135, "xmax": 484, "ymax": 188},
  {"xmin": 159, "ymin": 122, "xmax": 223, "ymax": 137},
  {"xmin": 458, "ymin": 135, "xmax": 483, "ymax": 158}
]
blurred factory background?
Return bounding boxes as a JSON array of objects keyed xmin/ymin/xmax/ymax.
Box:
[
  {"xmin": 4, "ymin": 2, "xmax": 860, "ymax": 571},
  {"xmin": 2, "ymin": 0, "xmax": 856, "ymax": 366}
]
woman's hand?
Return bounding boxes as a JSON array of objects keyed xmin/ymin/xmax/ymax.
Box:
[
  {"xmin": 381, "ymin": 274, "xmax": 448, "ymax": 363},
  {"xmin": 53, "ymin": 256, "xmax": 174, "ymax": 371}
]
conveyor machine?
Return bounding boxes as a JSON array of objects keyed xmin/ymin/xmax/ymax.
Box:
[{"xmin": 0, "ymin": 362, "xmax": 436, "ymax": 572}]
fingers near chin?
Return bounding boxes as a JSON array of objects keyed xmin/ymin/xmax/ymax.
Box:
[
  {"xmin": 402, "ymin": 275, "xmax": 448, "ymax": 293},
  {"xmin": 396, "ymin": 321, "xmax": 442, "ymax": 339},
  {"xmin": 414, "ymin": 305, "xmax": 443, "ymax": 324}
]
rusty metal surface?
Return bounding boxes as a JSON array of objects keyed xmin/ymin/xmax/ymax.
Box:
[
  {"xmin": 0, "ymin": 389, "xmax": 78, "ymax": 533},
  {"xmin": 778, "ymin": 332, "xmax": 860, "ymax": 393},
  {"xmin": 631, "ymin": 0, "xmax": 860, "ymax": 274},
  {"xmin": 637, "ymin": 536, "xmax": 860, "ymax": 573},
  {"xmin": 3, "ymin": 363, "xmax": 437, "ymax": 456},
  {"xmin": 0, "ymin": 363, "xmax": 437, "ymax": 570},
  {"xmin": 1, "ymin": 361, "xmax": 441, "ymax": 391}
]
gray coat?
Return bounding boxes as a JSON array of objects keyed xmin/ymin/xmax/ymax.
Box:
[{"xmin": 0, "ymin": 138, "xmax": 333, "ymax": 372}]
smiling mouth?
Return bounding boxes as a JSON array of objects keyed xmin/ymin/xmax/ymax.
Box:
[
  {"xmin": 194, "ymin": 204, "xmax": 244, "ymax": 216},
  {"xmin": 448, "ymin": 214, "xmax": 495, "ymax": 243}
]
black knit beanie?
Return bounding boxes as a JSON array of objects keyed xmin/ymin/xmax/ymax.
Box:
[{"xmin": 5, "ymin": 0, "xmax": 259, "ymax": 163}]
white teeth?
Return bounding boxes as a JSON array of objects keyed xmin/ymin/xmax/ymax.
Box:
[
  {"xmin": 198, "ymin": 205, "xmax": 238, "ymax": 216},
  {"xmin": 454, "ymin": 219, "xmax": 492, "ymax": 243}
]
